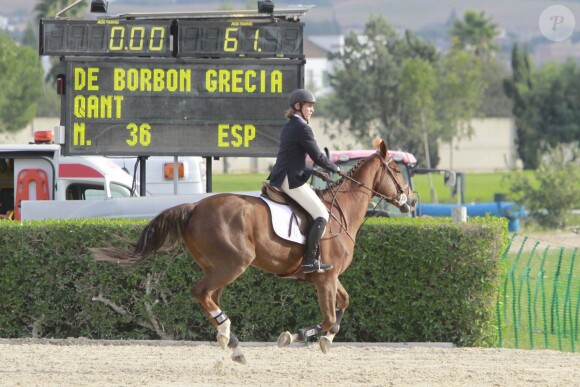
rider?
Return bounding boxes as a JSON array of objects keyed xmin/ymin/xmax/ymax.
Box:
[{"xmin": 268, "ymin": 89, "xmax": 341, "ymax": 274}]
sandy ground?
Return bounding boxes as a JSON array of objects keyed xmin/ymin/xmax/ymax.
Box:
[
  {"xmin": 0, "ymin": 339, "xmax": 578, "ymax": 386},
  {"xmin": 522, "ymin": 232, "xmax": 580, "ymax": 249},
  {"xmin": 2, "ymin": 232, "xmax": 577, "ymax": 386}
]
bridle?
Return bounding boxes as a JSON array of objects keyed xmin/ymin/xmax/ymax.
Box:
[
  {"xmin": 323, "ymin": 152, "xmax": 411, "ymax": 241},
  {"xmin": 338, "ymin": 152, "xmax": 409, "ymax": 208}
]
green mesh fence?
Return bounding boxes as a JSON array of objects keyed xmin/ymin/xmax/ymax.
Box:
[{"xmin": 497, "ymin": 234, "xmax": 579, "ymax": 352}]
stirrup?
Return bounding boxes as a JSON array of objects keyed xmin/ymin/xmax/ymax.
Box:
[{"xmin": 302, "ymin": 260, "xmax": 333, "ymax": 274}]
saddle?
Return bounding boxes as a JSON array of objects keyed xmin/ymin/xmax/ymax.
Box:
[{"xmin": 261, "ymin": 182, "xmax": 312, "ymax": 236}]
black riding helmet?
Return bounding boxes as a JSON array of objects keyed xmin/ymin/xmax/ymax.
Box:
[
  {"xmin": 289, "ymin": 89, "xmax": 316, "ymax": 109},
  {"xmin": 289, "ymin": 89, "xmax": 316, "ymax": 122}
]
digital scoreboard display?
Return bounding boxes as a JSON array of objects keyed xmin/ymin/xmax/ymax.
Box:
[
  {"xmin": 40, "ymin": 19, "xmax": 173, "ymax": 57},
  {"xmin": 176, "ymin": 19, "xmax": 303, "ymax": 58},
  {"xmin": 63, "ymin": 57, "xmax": 303, "ymax": 157},
  {"xmin": 39, "ymin": 13, "xmax": 306, "ymax": 157},
  {"xmin": 40, "ymin": 18, "xmax": 304, "ymax": 58}
]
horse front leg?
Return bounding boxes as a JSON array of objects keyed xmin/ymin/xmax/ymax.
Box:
[
  {"xmin": 277, "ymin": 276, "xmax": 338, "ymax": 351},
  {"xmin": 320, "ymin": 279, "xmax": 349, "ymax": 353}
]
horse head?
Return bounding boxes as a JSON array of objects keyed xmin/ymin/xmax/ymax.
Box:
[{"xmin": 372, "ymin": 139, "xmax": 417, "ymax": 213}]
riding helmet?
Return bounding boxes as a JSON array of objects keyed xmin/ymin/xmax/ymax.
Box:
[{"xmin": 289, "ymin": 89, "xmax": 316, "ymax": 108}]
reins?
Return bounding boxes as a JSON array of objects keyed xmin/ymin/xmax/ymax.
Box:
[
  {"xmin": 320, "ymin": 152, "xmax": 409, "ymax": 241},
  {"xmin": 340, "ymin": 155, "xmax": 408, "ymax": 207}
]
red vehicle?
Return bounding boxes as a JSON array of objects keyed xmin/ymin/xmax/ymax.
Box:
[{"xmin": 309, "ymin": 148, "xmax": 457, "ymax": 217}]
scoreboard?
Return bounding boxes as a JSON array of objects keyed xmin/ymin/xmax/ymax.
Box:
[
  {"xmin": 63, "ymin": 57, "xmax": 302, "ymax": 156},
  {"xmin": 40, "ymin": 18, "xmax": 304, "ymax": 59},
  {"xmin": 39, "ymin": 8, "xmax": 309, "ymax": 157}
]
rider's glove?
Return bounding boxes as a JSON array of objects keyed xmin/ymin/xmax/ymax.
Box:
[{"xmin": 312, "ymin": 169, "xmax": 332, "ymax": 183}]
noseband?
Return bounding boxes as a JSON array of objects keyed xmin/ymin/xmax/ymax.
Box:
[
  {"xmin": 378, "ymin": 153, "xmax": 409, "ymax": 207},
  {"xmin": 323, "ymin": 152, "xmax": 411, "ymax": 242},
  {"xmin": 339, "ymin": 153, "xmax": 409, "ymax": 208}
]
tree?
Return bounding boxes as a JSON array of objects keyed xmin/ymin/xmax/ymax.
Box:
[
  {"xmin": 433, "ymin": 49, "xmax": 483, "ymax": 143},
  {"xmin": 450, "ymin": 10, "xmax": 498, "ymax": 60},
  {"xmin": 22, "ymin": 22, "xmax": 38, "ymax": 49},
  {"xmin": 523, "ymin": 61, "xmax": 580, "ymax": 147},
  {"xmin": 504, "ymin": 43, "xmax": 536, "ymax": 169},
  {"xmin": 34, "ymin": 0, "xmax": 87, "ymax": 19},
  {"xmin": 451, "ymin": 11, "xmax": 509, "ymax": 118},
  {"xmin": 0, "ymin": 32, "xmax": 44, "ymax": 132},
  {"xmin": 508, "ymin": 145, "xmax": 580, "ymax": 229},
  {"xmin": 35, "ymin": 0, "xmax": 88, "ymax": 82},
  {"xmin": 506, "ymin": 46, "xmax": 580, "ymax": 169},
  {"xmin": 478, "ymin": 60, "xmax": 512, "ymax": 117},
  {"xmin": 324, "ymin": 15, "xmax": 483, "ymax": 167}
]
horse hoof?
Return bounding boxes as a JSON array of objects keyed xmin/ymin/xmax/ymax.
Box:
[
  {"xmin": 231, "ymin": 348, "xmax": 247, "ymax": 365},
  {"xmin": 217, "ymin": 334, "xmax": 229, "ymax": 349},
  {"xmin": 320, "ymin": 336, "xmax": 332, "ymax": 354},
  {"xmin": 277, "ymin": 331, "xmax": 293, "ymax": 348}
]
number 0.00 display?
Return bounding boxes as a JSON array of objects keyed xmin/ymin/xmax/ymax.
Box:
[{"xmin": 39, "ymin": 19, "xmax": 173, "ymax": 57}]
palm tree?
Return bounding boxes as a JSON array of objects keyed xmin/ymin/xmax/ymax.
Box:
[{"xmin": 451, "ymin": 10, "xmax": 499, "ymax": 60}]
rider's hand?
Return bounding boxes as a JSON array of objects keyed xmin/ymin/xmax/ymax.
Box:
[{"xmin": 312, "ymin": 169, "xmax": 332, "ymax": 183}]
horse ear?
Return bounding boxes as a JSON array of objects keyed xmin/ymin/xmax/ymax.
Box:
[{"xmin": 379, "ymin": 139, "xmax": 388, "ymax": 158}]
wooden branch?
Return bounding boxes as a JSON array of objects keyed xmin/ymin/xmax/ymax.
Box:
[
  {"xmin": 92, "ymin": 293, "xmax": 129, "ymax": 315},
  {"xmin": 92, "ymin": 272, "xmax": 173, "ymax": 340},
  {"xmin": 143, "ymin": 273, "xmax": 173, "ymax": 340}
]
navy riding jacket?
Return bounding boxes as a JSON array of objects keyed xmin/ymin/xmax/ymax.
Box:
[{"xmin": 268, "ymin": 116, "xmax": 339, "ymax": 189}]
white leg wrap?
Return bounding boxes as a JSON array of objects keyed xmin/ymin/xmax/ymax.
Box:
[
  {"xmin": 216, "ymin": 319, "xmax": 231, "ymax": 349},
  {"xmin": 217, "ymin": 318, "xmax": 231, "ymax": 337}
]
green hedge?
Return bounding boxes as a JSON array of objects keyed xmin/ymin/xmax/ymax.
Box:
[{"xmin": 0, "ymin": 216, "xmax": 507, "ymax": 346}]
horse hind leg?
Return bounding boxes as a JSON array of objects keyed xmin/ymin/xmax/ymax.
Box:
[
  {"xmin": 211, "ymin": 287, "xmax": 245, "ymax": 364},
  {"xmin": 192, "ymin": 271, "xmax": 248, "ymax": 364}
]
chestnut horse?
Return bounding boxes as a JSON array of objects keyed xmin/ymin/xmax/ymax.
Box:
[{"xmin": 91, "ymin": 139, "xmax": 416, "ymax": 364}]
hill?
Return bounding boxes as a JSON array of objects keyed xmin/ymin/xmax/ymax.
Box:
[{"xmin": 3, "ymin": 0, "xmax": 580, "ymax": 40}]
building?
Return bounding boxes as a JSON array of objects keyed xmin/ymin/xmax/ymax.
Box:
[
  {"xmin": 437, "ymin": 117, "xmax": 520, "ymax": 172},
  {"xmin": 303, "ymin": 35, "xmax": 343, "ymax": 96}
]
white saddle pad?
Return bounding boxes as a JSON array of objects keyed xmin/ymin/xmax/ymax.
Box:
[{"xmin": 260, "ymin": 197, "xmax": 306, "ymax": 244}]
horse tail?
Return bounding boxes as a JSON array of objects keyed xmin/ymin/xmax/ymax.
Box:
[{"xmin": 91, "ymin": 203, "xmax": 197, "ymax": 266}]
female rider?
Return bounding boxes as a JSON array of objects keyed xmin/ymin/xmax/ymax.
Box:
[{"xmin": 268, "ymin": 89, "xmax": 341, "ymax": 274}]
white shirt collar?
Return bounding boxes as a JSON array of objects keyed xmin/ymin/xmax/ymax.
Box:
[{"xmin": 293, "ymin": 114, "xmax": 307, "ymax": 124}]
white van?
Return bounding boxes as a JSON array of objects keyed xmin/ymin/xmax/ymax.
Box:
[
  {"xmin": 0, "ymin": 143, "xmax": 135, "ymax": 220},
  {"xmin": 108, "ymin": 156, "xmax": 207, "ymax": 196}
]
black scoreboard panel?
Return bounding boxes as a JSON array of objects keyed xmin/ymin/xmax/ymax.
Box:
[
  {"xmin": 40, "ymin": 18, "xmax": 304, "ymax": 59},
  {"xmin": 40, "ymin": 19, "xmax": 173, "ymax": 57},
  {"xmin": 176, "ymin": 19, "xmax": 303, "ymax": 58},
  {"xmin": 63, "ymin": 57, "xmax": 304, "ymax": 157}
]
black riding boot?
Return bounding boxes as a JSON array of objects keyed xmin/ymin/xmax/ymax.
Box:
[{"xmin": 302, "ymin": 217, "xmax": 333, "ymax": 274}]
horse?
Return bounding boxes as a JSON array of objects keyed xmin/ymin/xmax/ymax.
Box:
[{"xmin": 91, "ymin": 139, "xmax": 417, "ymax": 364}]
